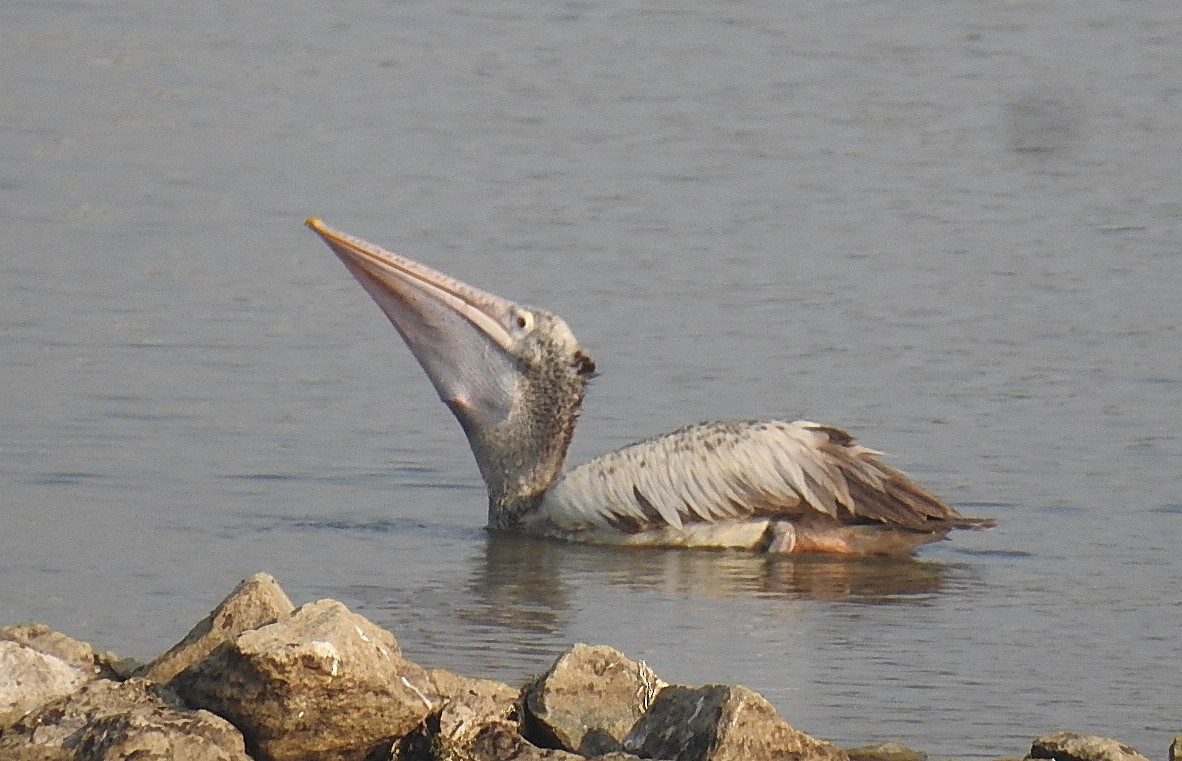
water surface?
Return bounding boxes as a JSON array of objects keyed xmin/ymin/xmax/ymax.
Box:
[{"xmin": 2, "ymin": 1, "xmax": 1180, "ymax": 758}]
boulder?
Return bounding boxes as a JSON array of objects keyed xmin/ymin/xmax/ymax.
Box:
[
  {"xmin": 396, "ymin": 668, "xmax": 523, "ymax": 761},
  {"xmin": 522, "ymin": 644, "xmax": 665, "ymax": 755},
  {"xmin": 1027, "ymin": 732, "xmax": 1152, "ymax": 761},
  {"xmin": 0, "ymin": 640, "xmax": 91, "ymax": 729},
  {"xmin": 173, "ymin": 598, "xmax": 438, "ymax": 761},
  {"xmin": 397, "ymin": 666, "xmax": 650, "ymax": 761},
  {"xmin": 623, "ymin": 684, "xmax": 849, "ymax": 761},
  {"xmin": 0, "ymin": 677, "xmax": 249, "ymax": 761},
  {"xmin": 846, "ymin": 742, "xmax": 927, "ymax": 761},
  {"xmin": 396, "ymin": 693, "xmax": 527, "ymax": 761},
  {"xmin": 70, "ymin": 700, "xmax": 250, "ymax": 761},
  {"xmin": 0, "ymin": 623, "xmax": 124, "ymax": 680},
  {"xmin": 140, "ymin": 571, "xmax": 295, "ymax": 683},
  {"xmin": 429, "ymin": 717, "xmax": 585, "ymax": 761},
  {"xmin": 426, "ymin": 667, "xmax": 520, "ymax": 713}
]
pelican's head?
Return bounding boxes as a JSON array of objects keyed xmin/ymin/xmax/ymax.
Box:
[{"xmin": 306, "ymin": 218, "xmax": 596, "ymax": 526}]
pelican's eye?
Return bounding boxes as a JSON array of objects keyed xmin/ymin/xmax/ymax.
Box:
[{"xmin": 511, "ymin": 309, "xmax": 534, "ymax": 335}]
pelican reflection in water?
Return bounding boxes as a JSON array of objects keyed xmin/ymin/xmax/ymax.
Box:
[{"xmin": 307, "ymin": 218, "xmax": 993, "ymax": 556}]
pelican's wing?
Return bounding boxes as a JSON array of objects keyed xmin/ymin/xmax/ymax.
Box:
[{"xmin": 542, "ymin": 420, "xmax": 965, "ymax": 533}]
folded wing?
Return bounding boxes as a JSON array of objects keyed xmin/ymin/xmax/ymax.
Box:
[{"xmin": 542, "ymin": 420, "xmax": 972, "ymax": 533}]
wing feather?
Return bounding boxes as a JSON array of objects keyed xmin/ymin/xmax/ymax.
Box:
[{"xmin": 541, "ymin": 420, "xmax": 962, "ymax": 533}]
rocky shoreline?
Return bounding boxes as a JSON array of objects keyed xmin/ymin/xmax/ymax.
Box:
[{"xmin": 1, "ymin": 573, "xmax": 1176, "ymax": 761}]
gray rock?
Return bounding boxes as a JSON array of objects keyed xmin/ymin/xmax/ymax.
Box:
[
  {"xmin": 0, "ymin": 623, "xmax": 120, "ymax": 679},
  {"xmin": 0, "ymin": 677, "xmax": 249, "ymax": 761},
  {"xmin": 1027, "ymin": 732, "xmax": 1151, "ymax": 761},
  {"xmin": 396, "ymin": 666, "xmax": 649, "ymax": 761},
  {"xmin": 71, "ymin": 701, "xmax": 250, "ymax": 761},
  {"xmin": 846, "ymin": 741, "xmax": 927, "ymax": 761},
  {"xmin": 414, "ymin": 710, "xmax": 587, "ymax": 761},
  {"xmin": 0, "ymin": 641, "xmax": 91, "ymax": 729},
  {"xmin": 140, "ymin": 571, "xmax": 295, "ymax": 683},
  {"xmin": 400, "ymin": 695, "xmax": 526, "ymax": 761},
  {"xmin": 173, "ymin": 598, "xmax": 438, "ymax": 761},
  {"xmin": 396, "ymin": 669, "xmax": 522, "ymax": 761},
  {"xmin": 426, "ymin": 667, "xmax": 520, "ymax": 714},
  {"xmin": 522, "ymin": 643, "xmax": 665, "ymax": 755},
  {"xmin": 1, "ymin": 624, "xmax": 95, "ymax": 671},
  {"xmin": 623, "ymin": 684, "xmax": 849, "ymax": 761},
  {"xmin": 453, "ymin": 723, "xmax": 587, "ymax": 761}
]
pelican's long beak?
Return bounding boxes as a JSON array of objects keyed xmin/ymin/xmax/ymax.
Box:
[{"xmin": 306, "ymin": 217, "xmax": 521, "ymax": 431}]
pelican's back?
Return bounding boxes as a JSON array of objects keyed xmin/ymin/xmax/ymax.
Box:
[{"xmin": 536, "ymin": 420, "xmax": 990, "ymax": 552}]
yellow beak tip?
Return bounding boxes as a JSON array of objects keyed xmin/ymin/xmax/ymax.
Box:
[{"xmin": 305, "ymin": 216, "xmax": 326, "ymax": 232}]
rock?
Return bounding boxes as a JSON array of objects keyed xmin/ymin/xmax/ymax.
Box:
[
  {"xmin": 444, "ymin": 721, "xmax": 587, "ymax": 761},
  {"xmin": 522, "ymin": 644, "xmax": 665, "ymax": 755},
  {"xmin": 396, "ymin": 669, "xmax": 522, "ymax": 761},
  {"xmin": 0, "ymin": 641, "xmax": 91, "ymax": 729},
  {"xmin": 139, "ymin": 572, "xmax": 295, "ymax": 683},
  {"xmin": 396, "ymin": 666, "xmax": 649, "ymax": 761},
  {"xmin": 846, "ymin": 741, "xmax": 927, "ymax": 761},
  {"xmin": 426, "ymin": 667, "xmax": 520, "ymax": 714},
  {"xmin": 0, "ymin": 677, "xmax": 249, "ymax": 761},
  {"xmin": 1171, "ymin": 737, "xmax": 1181, "ymax": 761},
  {"xmin": 1, "ymin": 623, "xmax": 119, "ymax": 680},
  {"xmin": 623, "ymin": 684, "xmax": 849, "ymax": 761},
  {"xmin": 1027, "ymin": 732, "xmax": 1152, "ymax": 761},
  {"xmin": 396, "ymin": 695, "xmax": 524, "ymax": 761},
  {"xmin": 173, "ymin": 598, "xmax": 438, "ymax": 761},
  {"xmin": 71, "ymin": 701, "xmax": 250, "ymax": 761},
  {"xmin": 409, "ymin": 710, "xmax": 587, "ymax": 761}
]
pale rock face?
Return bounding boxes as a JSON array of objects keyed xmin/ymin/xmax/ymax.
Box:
[
  {"xmin": 0, "ymin": 677, "xmax": 250, "ymax": 761},
  {"xmin": 522, "ymin": 643, "xmax": 665, "ymax": 756},
  {"xmin": 1027, "ymin": 732, "xmax": 1154, "ymax": 761},
  {"xmin": 172, "ymin": 598, "xmax": 439, "ymax": 761},
  {"xmin": 623, "ymin": 683, "xmax": 850, "ymax": 761},
  {"xmin": 0, "ymin": 641, "xmax": 91, "ymax": 729},
  {"xmin": 141, "ymin": 571, "xmax": 295, "ymax": 684}
]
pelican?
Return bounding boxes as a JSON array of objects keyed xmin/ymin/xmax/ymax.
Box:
[{"xmin": 307, "ymin": 218, "xmax": 993, "ymax": 556}]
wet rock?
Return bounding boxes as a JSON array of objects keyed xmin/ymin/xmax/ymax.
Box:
[
  {"xmin": 0, "ymin": 677, "xmax": 249, "ymax": 761},
  {"xmin": 846, "ymin": 741, "xmax": 927, "ymax": 761},
  {"xmin": 0, "ymin": 640, "xmax": 91, "ymax": 729},
  {"xmin": 522, "ymin": 644, "xmax": 665, "ymax": 755},
  {"xmin": 1027, "ymin": 732, "xmax": 1152, "ymax": 761},
  {"xmin": 173, "ymin": 598, "xmax": 438, "ymax": 761},
  {"xmin": 623, "ymin": 684, "xmax": 849, "ymax": 761},
  {"xmin": 140, "ymin": 571, "xmax": 295, "ymax": 683}
]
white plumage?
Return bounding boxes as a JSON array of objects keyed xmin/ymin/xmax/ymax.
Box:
[{"xmin": 535, "ymin": 420, "xmax": 975, "ymax": 552}]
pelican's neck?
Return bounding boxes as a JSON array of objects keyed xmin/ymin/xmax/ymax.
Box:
[{"xmin": 459, "ymin": 364, "xmax": 587, "ymax": 529}]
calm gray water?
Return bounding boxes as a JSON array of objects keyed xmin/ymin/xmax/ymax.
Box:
[{"xmin": 3, "ymin": 1, "xmax": 1180, "ymax": 757}]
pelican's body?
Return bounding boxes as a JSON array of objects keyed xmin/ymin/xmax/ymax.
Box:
[{"xmin": 307, "ymin": 218, "xmax": 992, "ymax": 556}]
